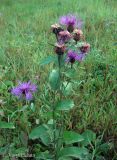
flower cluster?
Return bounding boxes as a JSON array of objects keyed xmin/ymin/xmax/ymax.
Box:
[
  {"xmin": 11, "ymin": 81, "xmax": 37, "ymax": 101},
  {"xmin": 51, "ymin": 14, "xmax": 90, "ymax": 63},
  {"xmin": 11, "ymin": 14, "xmax": 90, "ymax": 101}
]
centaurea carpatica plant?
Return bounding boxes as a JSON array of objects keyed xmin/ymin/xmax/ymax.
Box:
[{"xmin": 29, "ymin": 14, "xmax": 90, "ymax": 160}]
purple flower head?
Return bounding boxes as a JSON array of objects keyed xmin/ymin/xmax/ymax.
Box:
[
  {"xmin": 66, "ymin": 50, "xmax": 85, "ymax": 63},
  {"xmin": 59, "ymin": 14, "xmax": 83, "ymax": 32},
  {"xmin": 58, "ymin": 30, "xmax": 72, "ymax": 43},
  {"xmin": 76, "ymin": 53, "xmax": 85, "ymax": 61},
  {"xmin": 11, "ymin": 81, "xmax": 37, "ymax": 101},
  {"xmin": 60, "ymin": 14, "xmax": 77, "ymax": 26}
]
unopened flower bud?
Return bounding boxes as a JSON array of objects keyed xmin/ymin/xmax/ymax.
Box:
[
  {"xmin": 54, "ymin": 43, "xmax": 66, "ymax": 55},
  {"xmin": 58, "ymin": 30, "xmax": 72, "ymax": 43},
  {"xmin": 73, "ymin": 29, "xmax": 83, "ymax": 42},
  {"xmin": 80, "ymin": 43, "xmax": 90, "ymax": 53},
  {"xmin": 51, "ymin": 23, "xmax": 63, "ymax": 35}
]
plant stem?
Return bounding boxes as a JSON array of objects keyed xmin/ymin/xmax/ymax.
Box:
[
  {"xmin": 52, "ymin": 100, "xmax": 57, "ymax": 160},
  {"xmin": 56, "ymin": 55, "xmax": 65, "ymax": 154}
]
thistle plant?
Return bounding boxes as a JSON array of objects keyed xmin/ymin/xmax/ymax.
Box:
[
  {"xmin": 49, "ymin": 14, "xmax": 90, "ymax": 160},
  {"xmin": 30, "ymin": 14, "xmax": 91, "ymax": 159}
]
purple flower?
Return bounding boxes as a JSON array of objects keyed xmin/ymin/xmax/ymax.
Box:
[
  {"xmin": 60, "ymin": 14, "xmax": 76, "ymax": 26},
  {"xmin": 58, "ymin": 30, "xmax": 72, "ymax": 43},
  {"xmin": 11, "ymin": 81, "xmax": 37, "ymax": 101},
  {"xmin": 59, "ymin": 14, "xmax": 83, "ymax": 32},
  {"xmin": 66, "ymin": 50, "xmax": 85, "ymax": 63}
]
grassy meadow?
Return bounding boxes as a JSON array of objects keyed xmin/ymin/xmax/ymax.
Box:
[{"xmin": 0, "ymin": 0, "xmax": 117, "ymax": 159}]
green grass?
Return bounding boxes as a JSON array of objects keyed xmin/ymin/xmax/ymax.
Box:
[{"xmin": 0, "ymin": 0, "xmax": 117, "ymax": 159}]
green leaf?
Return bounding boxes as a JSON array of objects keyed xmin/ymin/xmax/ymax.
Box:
[
  {"xmin": 49, "ymin": 69, "xmax": 60, "ymax": 90},
  {"xmin": 99, "ymin": 142, "xmax": 111, "ymax": 153},
  {"xmin": 62, "ymin": 82, "xmax": 73, "ymax": 96},
  {"xmin": 56, "ymin": 100, "xmax": 74, "ymax": 111},
  {"xmin": 0, "ymin": 109, "xmax": 4, "ymax": 117},
  {"xmin": 35, "ymin": 151, "xmax": 52, "ymax": 160},
  {"xmin": 0, "ymin": 135, "xmax": 6, "ymax": 147},
  {"xmin": 0, "ymin": 121, "xmax": 15, "ymax": 129},
  {"xmin": 63, "ymin": 131, "xmax": 84, "ymax": 144},
  {"xmin": 65, "ymin": 68, "xmax": 76, "ymax": 78},
  {"xmin": 29, "ymin": 125, "xmax": 51, "ymax": 145},
  {"xmin": 40, "ymin": 56, "xmax": 56, "ymax": 66},
  {"xmin": 30, "ymin": 103, "xmax": 35, "ymax": 112},
  {"xmin": 11, "ymin": 147, "xmax": 28, "ymax": 155},
  {"xmin": 58, "ymin": 147, "xmax": 88, "ymax": 159},
  {"xmin": 19, "ymin": 131, "xmax": 28, "ymax": 147},
  {"xmin": 0, "ymin": 145, "xmax": 9, "ymax": 155},
  {"xmin": 29, "ymin": 125, "xmax": 47, "ymax": 139},
  {"xmin": 81, "ymin": 130, "xmax": 96, "ymax": 146}
]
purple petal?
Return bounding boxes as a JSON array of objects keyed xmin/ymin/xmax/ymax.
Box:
[
  {"xmin": 59, "ymin": 14, "xmax": 77, "ymax": 26},
  {"xmin": 76, "ymin": 19, "xmax": 83, "ymax": 29},
  {"xmin": 25, "ymin": 92, "xmax": 33, "ymax": 101},
  {"xmin": 76, "ymin": 53, "xmax": 85, "ymax": 61},
  {"xmin": 11, "ymin": 87, "xmax": 22, "ymax": 97},
  {"xmin": 60, "ymin": 16, "xmax": 68, "ymax": 25},
  {"xmin": 30, "ymin": 84, "xmax": 37, "ymax": 92}
]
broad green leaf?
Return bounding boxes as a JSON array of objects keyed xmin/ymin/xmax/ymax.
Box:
[
  {"xmin": 4, "ymin": 80, "xmax": 13, "ymax": 87},
  {"xmin": 0, "ymin": 121, "xmax": 15, "ymax": 129},
  {"xmin": 62, "ymin": 82, "xmax": 73, "ymax": 96},
  {"xmin": 81, "ymin": 130, "xmax": 96, "ymax": 146},
  {"xmin": 65, "ymin": 68, "xmax": 76, "ymax": 78},
  {"xmin": 63, "ymin": 131, "xmax": 84, "ymax": 144},
  {"xmin": 29, "ymin": 125, "xmax": 47, "ymax": 139},
  {"xmin": 56, "ymin": 100, "xmax": 74, "ymax": 111},
  {"xmin": 29, "ymin": 125, "xmax": 51, "ymax": 145},
  {"xmin": 40, "ymin": 56, "xmax": 56, "ymax": 66},
  {"xmin": 58, "ymin": 147, "xmax": 88, "ymax": 159},
  {"xmin": 30, "ymin": 102, "xmax": 35, "ymax": 112},
  {"xmin": 35, "ymin": 151, "xmax": 52, "ymax": 160},
  {"xmin": 99, "ymin": 142, "xmax": 111, "ymax": 153},
  {"xmin": 49, "ymin": 69, "xmax": 60, "ymax": 90}
]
